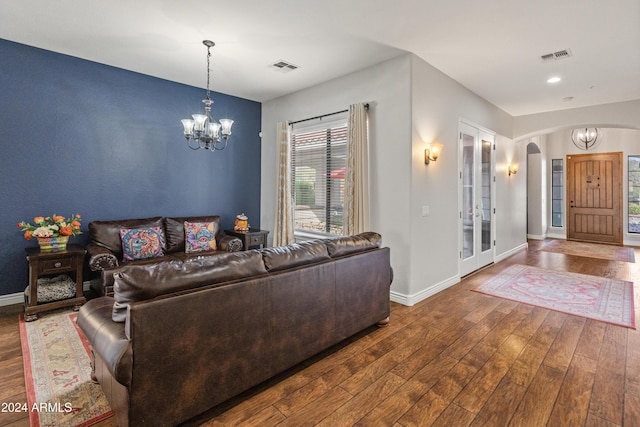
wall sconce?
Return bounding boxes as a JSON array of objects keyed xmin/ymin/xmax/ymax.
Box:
[
  {"xmin": 508, "ymin": 163, "xmax": 519, "ymax": 176},
  {"xmin": 424, "ymin": 143, "xmax": 443, "ymax": 165}
]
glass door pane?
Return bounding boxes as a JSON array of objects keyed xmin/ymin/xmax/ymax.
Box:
[
  {"xmin": 481, "ymin": 139, "xmax": 491, "ymax": 252},
  {"xmin": 462, "ymin": 133, "xmax": 475, "ymax": 260}
]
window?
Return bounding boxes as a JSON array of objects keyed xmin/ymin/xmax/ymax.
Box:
[
  {"xmin": 551, "ymin": 159, "xmax": 563, "ymax": 227},
  {"xmin": 629, "ymin": 156, "xmax": 640, "ymax": 234},
  {"xmin": 292, "ymin": 115, "xmax": 347, "ymax": 236}
]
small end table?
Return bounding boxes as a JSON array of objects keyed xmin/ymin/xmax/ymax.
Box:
[
  {"xmin": 224, "ymin": 229, "xmax": 269, "ymax": 250},
  {"xmin": 24, "ymin": 244, "xmax": 87, "ymax": 321}
]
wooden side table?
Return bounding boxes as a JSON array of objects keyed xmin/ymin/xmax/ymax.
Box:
[
  {"xmin": 24, "ymin": 244, "xmax": 87, "ymax": 321},
  {"xmin": 224, "ymin": 229, "xmax": 269, "ymax": 250}
]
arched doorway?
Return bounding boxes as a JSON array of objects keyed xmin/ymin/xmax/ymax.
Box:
[{"xmin": 526, "ymin": 142, "xmax": 545, "ymax": 239}]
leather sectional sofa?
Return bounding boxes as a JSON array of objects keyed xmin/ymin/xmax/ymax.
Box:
[
  {"xmin": 78, "ymin": 232, "xmax": 392, "ymax": 427},
  {"xmin": 86, "ymin": 215, "xmax": 242, "ymax": 297}
]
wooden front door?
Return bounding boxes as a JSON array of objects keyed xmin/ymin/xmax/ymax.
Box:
[{"xmin": 566, "ymin": 152, "xmax": 622, "ymax": 245}]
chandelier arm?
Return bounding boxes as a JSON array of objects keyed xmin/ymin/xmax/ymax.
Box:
[
  {"xmin": 186, "ymin": 139, "xmax": 202, "ymax": 150},
  {"xmin": 212, "ymin": 139, "xmax": 228, "ymax": 151}
]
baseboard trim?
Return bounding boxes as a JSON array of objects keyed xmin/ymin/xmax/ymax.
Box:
[
  {"xmin": 546, "ymin": 231, "xmax": 566, "ymax": 240},
  {"xmin": 526, "ymin": 234, "xmax": 546, "ymax": 240},
  {"xmin": 495, "ymin": 242, "xmax": 528, "ymax": 263},
  {"xmin": 0, "ymin": 292, "xmax": 23, "ymax": 307},
  {"xmin": 390, "ymin": 274, "xmax": 460, "ymax": 307}
]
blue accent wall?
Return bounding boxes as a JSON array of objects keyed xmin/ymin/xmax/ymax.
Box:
[{"xmin": 0, "ymin": 39, "xmax": 262, "ymax": 296}]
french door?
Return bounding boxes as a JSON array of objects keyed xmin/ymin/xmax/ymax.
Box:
[
  {"xmin": 566, "ymin": 152, "xmax": 623, "ymax": 244},
  {"xmin": 459, "ymin": 122, "xmax": 495, "ymax": 276}
]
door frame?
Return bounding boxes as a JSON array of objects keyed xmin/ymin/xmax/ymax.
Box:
[
  {"xmin": 459, "ymin": 120, "xmax": 496, "ymax": 276},
  {"xmin": 566, "ymin": 151, "xmax": 623, "ymax": 245}
]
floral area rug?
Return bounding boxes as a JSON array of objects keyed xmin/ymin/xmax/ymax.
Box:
[
  {"xmin": 539, "ymin": 239, "xmax": 635, "ymax": 263},
  {"xmin": 474, "ymin": 264, "xmax": 635, "ymax": 328},
  {"xmin": 19, "ymin": 309, "xmax": 112, "ymax": 427}
]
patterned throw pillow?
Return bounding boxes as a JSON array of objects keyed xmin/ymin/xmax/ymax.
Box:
[
  {"xmin": 184, "ymin": 221, "xmax": 217, "ymax": 253},
  {"xmin": 120, "ymin": 227, "xmax": 165, "ymax": 261}
]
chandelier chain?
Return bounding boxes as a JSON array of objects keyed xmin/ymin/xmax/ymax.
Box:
[{"xmin": 206, "ymin": 46, "xmax": 212, "ymax": 101}]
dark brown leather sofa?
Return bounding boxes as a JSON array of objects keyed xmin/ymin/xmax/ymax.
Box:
[
  {"xmin": 87, "ymin": 215, "xmax": 242, "ymax": 296},
  {"xmin": 77, "ymin": 232, "xmax": 392, "ymax": 427}
]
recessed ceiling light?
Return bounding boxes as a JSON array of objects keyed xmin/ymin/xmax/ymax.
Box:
[{"xmin": 547, "ymin": 76, "xmax": 562, "ymax": 83}]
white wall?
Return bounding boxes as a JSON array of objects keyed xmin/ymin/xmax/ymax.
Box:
[
  {"xmin": 261, "ymin": 51, "xmax": 640, "ymax": 305},
  {"xmin": 408, "ymin": 55, "xmax": 523, "ymax": 303},
  {"xmin": 261, "ymin": 54, "xmax": 414, "ymax": 296},
  {"xmin": 543, "ymin": 127, "xmax": 640, "ymax": 245},
  {"xmin": 513, "ymin": 99, "xmax": 640, "ymax": 139},
  {"xmin": 262, "ymin": 53, "xmax": 528, "ymax": 306},
  {"xmin": 494, "ymin": 134, "xmax": 528, "ymax": 260}
]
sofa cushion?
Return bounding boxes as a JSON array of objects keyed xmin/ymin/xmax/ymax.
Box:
[
  {"xmin": 164, "ymin": 216, "xmax": 221, "ymax": 253},
  {"xmin": 324, "ymin": 232, "xmax": 382, "ymax": 258},
  {"xmin": 184, "ymin": 221, "xmax": 218, "ymax": 253},
  {"xmin": 112, "ymin": 250, "xmax": 268, "ymax": 322},
  {"xmin": 261, "ymin": 240, "xmax": 330, "ymax": 272},
  {"xmin": 120, "ymin": 227, "xmax": 166, "ymax": 261},
  {"xmin": 90, "ymin": 217, "xmax": 163, "ymax": 259}
]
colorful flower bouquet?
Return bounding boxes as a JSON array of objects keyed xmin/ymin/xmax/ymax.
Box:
[
  {"xmin": 17, "ymin": 214, "xmax": 82, "ymax": 248},
  {"xmin": 17, "ymin": 214, "xmax": 82, "ymax": 239}
]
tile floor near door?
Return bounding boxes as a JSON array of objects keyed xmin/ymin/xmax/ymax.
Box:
[{"xmin": 0, "ymin": 239, "xmax": 639, "ymax": 426}]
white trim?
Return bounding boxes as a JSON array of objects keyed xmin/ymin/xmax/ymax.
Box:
[
  {"xmin": 294, "ymin": 230, "xmax": 339, "ymax": 242},
  {"xmin": 545, "ymin": 230, "xmax": 566, "ymax": 240},
  {"xmin": 623, "ymin": 235, "xmax": 640, "ymax": 247},
  {"xmin": 495, "ymin": 242, "xmax": 528, "ymax": 263},
  {"xmin": 390, "ymin": 274, "xmax": 460, "ymax": 307},
  {"xmin": 459, "ymin": 117, "xmax": 496, "ymax": 136},
  {"xmin": 0, "ymin": 292, "xmax": 23, "ymax": 307},
  {"xmin": 527, "ymin": 233, "xmax": 546, "ymax": 240}
]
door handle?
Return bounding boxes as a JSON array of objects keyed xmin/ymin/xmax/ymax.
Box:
[{"xmin": 570, "ymin": 200, "xmax": 574, "ymax": 208}]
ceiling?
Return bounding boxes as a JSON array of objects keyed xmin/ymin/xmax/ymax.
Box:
[{"xmin": 1, "ymin": 0, "xmax": 639, "ymax": 116}]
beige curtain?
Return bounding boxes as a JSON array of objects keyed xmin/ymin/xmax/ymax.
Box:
[
  {"xmin": 273, "ymin": 121, "xmax": 295, "ymax": 246},
  {"xmin": 344, "ymin": 103, "xmax": 370, "ymax": 235}
]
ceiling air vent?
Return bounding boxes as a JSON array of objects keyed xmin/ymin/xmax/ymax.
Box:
[
  {"xmin": 540, "ymin": 49, "xmax": 573, "ymax": 63},
  {"xmin": 269, "ymin": 60, "xmax": 300, "ymax": 73}
]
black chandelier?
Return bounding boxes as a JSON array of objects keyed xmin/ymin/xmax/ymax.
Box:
[{"xmin": 571, "ymin": 127, "xmax": 600, "ymax": 151}]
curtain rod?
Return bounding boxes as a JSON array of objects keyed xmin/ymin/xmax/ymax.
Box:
[{"xmin": 289, "ymin": 103, "xmax": 369, "ymax": 125}]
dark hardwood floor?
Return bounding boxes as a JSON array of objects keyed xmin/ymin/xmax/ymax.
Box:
[{"xmin": 1, "ymin": 239, "xmax": 639, "ymax": 426}]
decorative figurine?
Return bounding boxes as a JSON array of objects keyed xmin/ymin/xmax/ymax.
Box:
[{"xmin": 234, "ymin": 213, "xmax": 250, "ymax": 232}]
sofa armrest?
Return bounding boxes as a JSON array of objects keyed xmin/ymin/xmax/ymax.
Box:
[
  {"xmin": 87, "ymin": 244, "xmax": 119, "ymax": 271},
  {"xmin": 77, "ymin": 297, "xmax": 132, "ymax": 386},
  {"xmin": 217, "ymin": 234, "xmax": 243, "ymax": 252}
]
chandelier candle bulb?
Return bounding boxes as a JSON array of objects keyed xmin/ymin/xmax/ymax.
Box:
[
  {"xmin": 192, "ymin": 114, "xmax": 207, "ymax": 132},
  {"xmin": 220, "ymin": 119, "xmax": 234, "ymax": 137},
  {"xmin": 210, "ymin": 122, "xmax": 221, "ymax": 138},
  {"xmin": 181, "ymin": 119, "xmax": 194, "ymax": 136}
]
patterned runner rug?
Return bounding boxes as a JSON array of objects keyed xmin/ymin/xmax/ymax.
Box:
[
  {"xmin": 19, "ymin": 309, "xmax": 112, "ymax": 427},
  {"xmin": 474, "ymin": 264, "xmax": 635, "ymax": 328},
  {"xmin": 539, "ymin": 239, "xmax": 635, "ymax": 263}
]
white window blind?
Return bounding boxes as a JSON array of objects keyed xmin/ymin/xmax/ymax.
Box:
[{"xmin": 292, "ymin": 114, "xmax": 348, "ymax": 236}]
